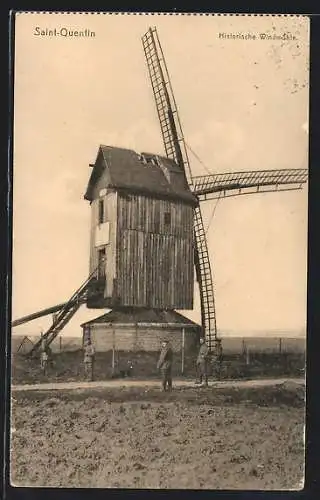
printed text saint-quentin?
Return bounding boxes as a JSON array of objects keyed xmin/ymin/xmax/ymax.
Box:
[{"xmin": 34, "ymin": 27, "xmax": 96, "ymax": 38}]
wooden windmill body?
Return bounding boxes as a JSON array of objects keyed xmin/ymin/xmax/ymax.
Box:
[{"xmin": 84, "ymin": 146, "xmax": 196, "ymax": 311}]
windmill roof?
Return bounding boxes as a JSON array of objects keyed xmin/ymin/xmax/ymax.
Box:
[
  {"xmin": 81, "ymin": 308, "xmax": 201, "ymax": 329},
  {"xmin": 84, "ymin": 145, "xmax": 197, "ymax": 205}
]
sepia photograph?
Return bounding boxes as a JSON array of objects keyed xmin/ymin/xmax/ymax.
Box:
[{"xmin": 10, "ymin": 12, "xmax": 309, "ymax": 489}]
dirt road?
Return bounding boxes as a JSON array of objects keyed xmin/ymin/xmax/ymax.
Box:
[{"xmin": 11, "ymin": 377, "xmax": 304, "ymax": 392}]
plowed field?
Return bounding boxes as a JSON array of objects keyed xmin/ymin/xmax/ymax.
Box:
[{"xmin": 10, "ymin": 382, "xmax": 305, "ymax": 489}]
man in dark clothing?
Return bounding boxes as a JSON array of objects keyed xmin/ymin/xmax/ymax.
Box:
[
  {"xmin": 83, "ymin": 338, "xmax": 95, "ymax": 381},
  {"xmin": 46, "ymin": 345, "xmax": 54, "ymax": 369},
  {"xmin": 211, "ymin": 340, "xmax": 223, "ymax": 380},
  {"xmin": 196, "ymin": 337, "xmax": 209, "ymax": 386},
  {"xmin": 157, "ymin": 340, "xmax": 173, "ymax": 391},
  {"xmin": 40, "ymin": 346, "xmax": 49, "ymax": 375}
]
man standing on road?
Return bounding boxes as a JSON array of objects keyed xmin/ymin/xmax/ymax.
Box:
[
  {"xmin": 157, "ymin": 339, "xmax": 173, "ymax": 392},
  {"xmin": 40, "ymin": 344, "xmax": 49, "ymax": 376},
  {"xmin": 196, "ymin": 337, "xmax": 209, "ymax": 387},
  {"xmin": 83, "ymin": 338, "xmax": 95, "ymax": 381},
  {"xmin": 211, "ymin": 340, "xmax": 223, "ymax": 380}
]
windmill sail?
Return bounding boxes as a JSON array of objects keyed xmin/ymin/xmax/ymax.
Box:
[
  {"xmin": 142, "ymin": 27, "xmax": 192, "ymax": 184},
  {"xmin": 142, "ymin": 27, "xmax": 219, "ymax": 351},
  {"xmin": 193, "ymin": 168, "xmax": 308, "ymax": 202}
]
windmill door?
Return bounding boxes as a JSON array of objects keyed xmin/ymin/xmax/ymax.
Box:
[{"xmin": 97, "ymin": 248, "xmax": 106, "ymax": 279}]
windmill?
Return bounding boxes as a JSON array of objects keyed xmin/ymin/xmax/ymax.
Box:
[{"xmin": 12, "ymin": 27, "xmax": 308, "ymax": 358}]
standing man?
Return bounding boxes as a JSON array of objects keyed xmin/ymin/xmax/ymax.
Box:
[
  {"xmin": 83, "ymin": 338, "xmax": 95, "ymax": 381},
  {"xmin": 46, "ymin": 344, "xmax": 54, "ymax": 369},
  {"xmin": 196, "ymin": 337, "xmax": 209, "ymax": 386},
  {"xmin": 211, "ymin": 339, "xmax": 223, "ymax": 380},
  {"xmin": 40, "ymin": 342, "xmax": 49, "ymax": 376},
  {"xmin": 157, "ymin": 339, "xmax": 173, "ymax": 392}
]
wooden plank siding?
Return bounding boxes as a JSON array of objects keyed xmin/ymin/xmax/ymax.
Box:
[
  {"xmin": 89, "ymin": 190, "xmax": 118, "ymax": 300},
  {"xmin": 115, "ymin": 193, "xmax": 194, "ymax": 309}
]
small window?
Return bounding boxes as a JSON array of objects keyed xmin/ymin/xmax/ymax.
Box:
[
  {"xmin": 138, "ymin": 154, "xmax": 147, "ymax": 165},
  {"xmin": 164, "ymin": 212, "xmax": 171, "ymax": 225},
  {"xmin": 139, "ymin": 154, "xmax": 157, "ymax": 166},
  {"xmin": 98, "ymin": 199, "xmax": 104, "ymax": 224},
  {"xmin": 153, "ymin": 156, "xmax": 160, "ymax": 167}
]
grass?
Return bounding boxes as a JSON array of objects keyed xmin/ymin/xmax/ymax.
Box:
[
  {"xmin": 10, "ymin": 382, "xmax": 305, "ymax": 489},
  {"xmin": 11, "ymin": 349, "xmax": 306, "ymax": 385}
]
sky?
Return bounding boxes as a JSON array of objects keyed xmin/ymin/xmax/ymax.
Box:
[{"xmin": 12, "ymin": 13, "xmax": 309, "ymax": 338}]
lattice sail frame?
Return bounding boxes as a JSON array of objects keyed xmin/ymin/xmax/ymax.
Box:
[
  {"xmin": 193, "ymin": 169, "xmax": 308, "ymax": 201},
  {"xmin": 142, "ymin": 27, "xmax": 219, "ymax": 351}
]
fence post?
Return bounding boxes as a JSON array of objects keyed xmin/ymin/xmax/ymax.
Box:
[
  {"xmin": 246, "ymin": 347, "xmax": 250, "ymax": 365},
  {"xmin": 181, "ymin": 328, "xmax": 185, "ymax": 375},
  {"xmin": 242, "ymin": 338, "xmax": 246, "ymax": 356},
  {"xmin": 40, "ymin": 330, "xmax": 44, "ymax": 351},
  {"xmin": 59, "ymin": 336, "xmax": 62, "ymax": 352},
  {"xmin": 112, "ymin": 328, "xmax": 115, "ymax": 376},
  {"xmin": 279, "ymin": 338, "xmax": 282, "ymax": 354},
  {"xmin": 135, "ymin": 324, "xmax": 138, "ymax": 352}
]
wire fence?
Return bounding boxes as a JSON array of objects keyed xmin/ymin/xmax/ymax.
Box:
[
  {"xmin": 12, "ymin": 335, "xmax": 306, "ymax": 355},
  {"xmin": 11, "ymin": 332, "xmax": 306, "ymax": 384}
]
